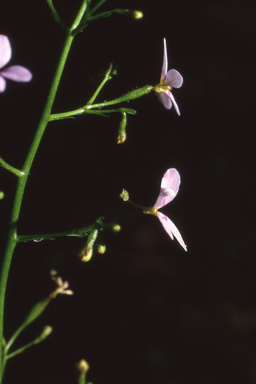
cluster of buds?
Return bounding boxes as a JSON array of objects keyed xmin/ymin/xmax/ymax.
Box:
[{"xmin": 78, "ymin": 223, "xmax": 121, "ymax": 262}]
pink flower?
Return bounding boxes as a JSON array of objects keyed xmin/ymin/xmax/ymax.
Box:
[
  {"xmin": 0, "ymin": 35, "xmax": 32, "ymax": 93},
  {"xmin": 155, "ymin": 38, "xmax": 183, "ymax": 115},
  {"xmin": 153, "ymin": 168, "xmax": 187, "ymax": 251},
  {"xmin": 120, "ymin": 168, "xmax": 187, "ymax": 251}
]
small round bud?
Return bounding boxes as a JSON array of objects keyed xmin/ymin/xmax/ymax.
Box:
[
  {"xmin": 97, "ymin": 245, "xmax": 106, "ymax": 254},
  {"xmin": 112, "ymin": 224, "xmax": 121, "ymax": 232},
  {"xmin": 0, "ymin": 191, "xmax": 4, "ymax": 200},
  {"xmin": 133, "ymin": 10, "xmax": 143, "ymax": 19},
  {"xmin": 38, "ymin": 325, "xmax": 53, "ymax": 341},
  {"xmin": 78, "ymin": 230, "xmax": 98, "ymax": 262},
  {"xmin": 34, "ymin": 326, "xmax": 53, "ymax": 345},
  {"xmin": 76, "ymin": 359, "xmax": 90, "ymax": 374},
  {"xmin": 42, "ymin": 325, "xmax": 53, "ymax": 336}
]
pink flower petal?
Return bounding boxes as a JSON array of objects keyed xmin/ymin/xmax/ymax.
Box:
[
  {"xmin": 156, "ymin": 91, "xmax": 172, "ymax": 109},
  {"xmin": 157, "ymin": 38, "xmax": 183, "ymax": 114},
  {"xmin": 155, "ymin": 168, "xmax": 181, "ymax": 208},
  {"xmin": 160, "ymin": 38, "xmax": 168, "ymax": 82},
  {"xmin": 157, "ymin": 212, "xmax": 187, "ymax": 251},
  {"xmin": 164, "ymin": 69, "xmax": 183, "ymax": 88},
  {"xmin": 164, "ymin": 90, "xmax": 180, "ymax": 115},
  {"xmin": 0, "ymin": 35, "xmax": 11, "ymax": 69},
  {"xmin": 0, "ymin": 65, "xmax": 32, "ymax": 82},
  {"xmin": 0, "ymin": 75, "xmax": 6, "ymax": 92}
]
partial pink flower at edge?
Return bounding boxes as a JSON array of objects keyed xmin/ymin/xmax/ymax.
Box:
[
  {"xmin": 154, "ymin": 168, "xmax": 187, "ymax": 251},
  {"xmin": 155, "ymin": 38, "xmax": 183, "ymax": 115},
  {"xmin": 0, "ymin": 35, "xmax": 32, "ymax": 93}
]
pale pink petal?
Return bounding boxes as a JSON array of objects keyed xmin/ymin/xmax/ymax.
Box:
[
  {"xmin": 157, "ymin": 38, "xmax": 183, "ymax": 113},
  {"xmin": 157, "ymin": 212, "xmax": 187, "ymax": 251},
  {"xmin": 155, "ymin": 168, "xmax": 180, "ymax": 208},
  {"xmin": 164, "ymin": 90, "xmax": 180, "ymax": 115},
  {"xmin": 161, "ymin": 168, "xmax": 180, "ymax": 190},
  {"xmin": 160, "ymin": 38, "xmax": 168, "ymax": 82},
  {"xmin": 156, "ymin": 91, "xmax": 172, "ymax": 109},
  {"xmin": 0, "ymin": 75, "xmax": 6, "ymax": 92},
  {"xmin": 0, "ymin": 35, "xmax": 11, "ymax": 69},
  {"xmin": 164, "ymin": 69, "xmax": 183, "ymax": 88},
  {"xmin": 0, "ymin": 65, "xmax": 32, "ymax": 82}
]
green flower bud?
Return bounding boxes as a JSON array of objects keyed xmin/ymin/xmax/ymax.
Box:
[
  {"xmin": 20, "ymin": 298, "xmax": 50, "ymax": 330},
  {"xmin": 78, "ymin": 230, "xmax": 98, "ymax": 262},
  {"xmin": 76, "ymin": 359, "xmax": 90, "ymax": 374},
  {"xmin": 112, "ymin": 224, "xmax": 121, "ymax": 232},
  {"xmin": 0, "ymin": 191, "xmax": 4, "ymax": 200},
  {"xmin": 132, "ymin": 10, "xmax": 143, "ymax": 19},
  {"xmin": 117, "ymin": 131, "xmax": 126, "ymax": 144},
  {"xmin": 97, "ymin": 245, "xmax": 106, "ymax": 254},
  {"xmin": 117, "ymin": 113, "xmax": 127, "ymax": 144},
  {"xmin": 34, "ymin": 326, "xmax": 53, "ymax": 343},
  {"xmin": 115, "ymin": 9, "xmax": 143, "ymax": 19},
  {"xmin": 120, "ymin": 189, "xmax": 129, "ymax": 201}
]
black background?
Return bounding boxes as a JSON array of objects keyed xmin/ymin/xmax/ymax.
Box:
[{"xmin": 1, "ymin": 0, "xmax": 256, "ymax": 383}]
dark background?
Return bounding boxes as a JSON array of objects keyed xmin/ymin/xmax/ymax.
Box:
[{"xmin": 1, "ymin": 0, "xmax": 256, "ymax": 383}]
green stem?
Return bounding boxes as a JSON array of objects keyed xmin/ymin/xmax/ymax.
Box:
[
  {"xmin": 0, "ymin": 157, "xmax": 24, "ymax": 178},
  {"xmin": 49, "ymin": 107, "xmax": 136, "ymax": 120},
  {"xmin": 86, "ymin": 85, "xmax": 154, "ymax": 109},
  {"xmin": 127, "ymin": 199, "xmax": 157, "ymax": 215},
  {"xmin": 49, "ymin": 107, "xmax": 85, "ymax": 120},
  {"xmin": 49, "ymin": 85, "xmax": 153, "ymax": 121},
  {"xmin": 89, "ymin": 0, "xmax": 107, "ymax": 15},
  {"xmin": 87, "ymin": 63, "xmax": 113, "ymax": 105},
  {"xmin": 5, "ymin": 340, "xmax": 37, "ymax": 360},
  {"xmin": 0, "ymin": 2, "xmax": 89, "ymax": 381},
  {"xmin": 78, "ymin": 373, "xmax": 86, "ymax": 384},
  {"xmin": 71, "ymin": 0, "xmax": 89, "ymax": 31},
  {"xmin": 88, "ymin": 9, "xmax": 130, "ymax": 21},
  {"xmin": 4, "ymin": 326, "xmax": 53, "ymax": 372},
  {"xmin": 46, "ymin": 0, "xmax": 67, "ymax": 30},
  {"xmin": 17, "ymin": 225, "xmax": 97, "ymax": 242}
]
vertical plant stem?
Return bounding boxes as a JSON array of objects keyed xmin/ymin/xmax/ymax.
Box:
[
  {"xmin": 0, "ymin": 38, "xmax": 73, "ymax": 379},
  {"xmin": 0, "ymin": 0, "xmax": 89, "ymax": 376},
  {"xmin": 78, "ymin": 373, "xmax": 86, "ymax": 384}
]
